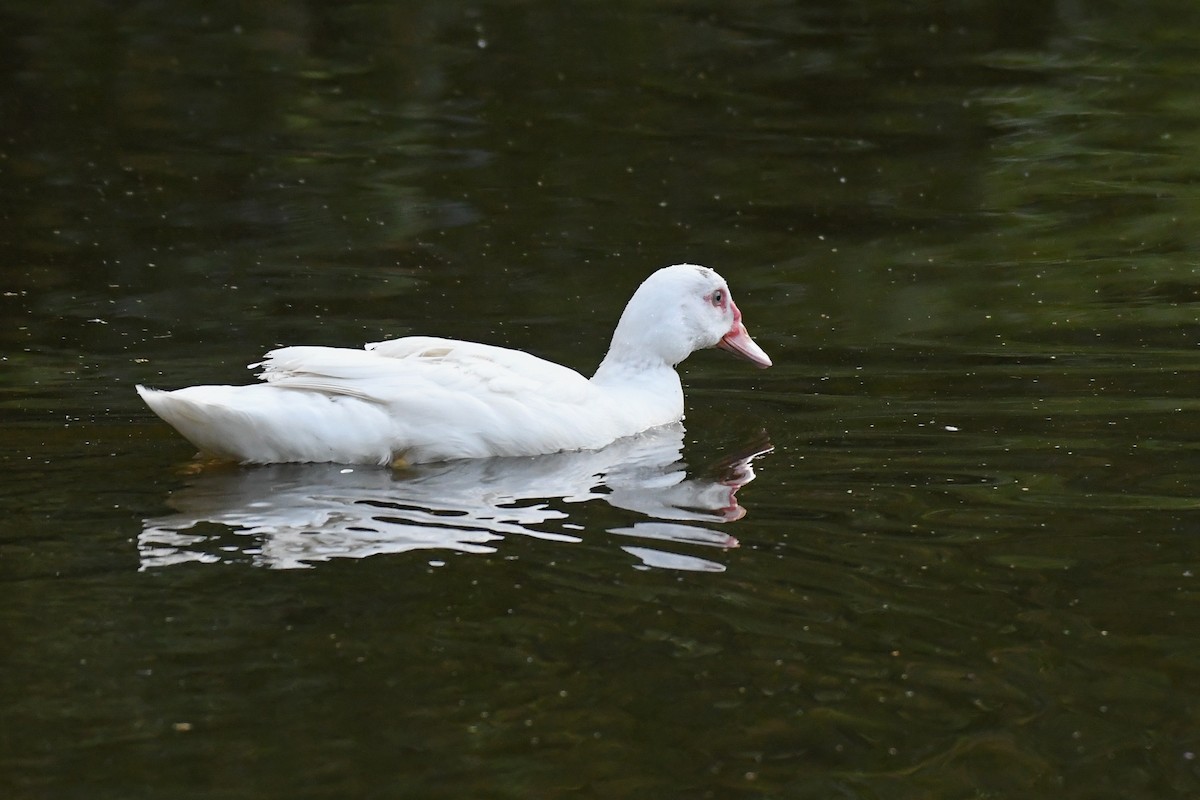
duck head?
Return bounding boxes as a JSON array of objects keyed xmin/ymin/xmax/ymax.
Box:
[{"xmin": 601, "ymin": 264, "xmax": 772, "ymax": 371}]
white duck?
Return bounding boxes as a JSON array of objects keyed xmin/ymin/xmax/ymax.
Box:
[{"xmin": 137, "ymin": 263, "xmax": 771, "ymax": 466}]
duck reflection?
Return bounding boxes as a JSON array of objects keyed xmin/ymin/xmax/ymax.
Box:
[{"xmin": 139, "ymin": 425, "xmax": 771, "ymax": 572}]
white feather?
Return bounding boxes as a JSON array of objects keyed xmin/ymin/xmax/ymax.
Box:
[{"xmin": 137, "ymin": 263, "xmax": 770, "ymax": 465}]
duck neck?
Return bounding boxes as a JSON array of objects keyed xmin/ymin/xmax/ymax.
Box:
[
  {"xmin": 591, "ymin": 322, "xmax": 675, "ymax": 382},
  {"xmin": 591, "ymin": 345, "xmax": 683, "ymax": 417},
  {"xmin": 592, "ymin": 350, "xmax": 672, "ymax": 386},
  {"xmin": 590, "ymin": 288, "xmax": 691, "ymax": 405},
  {"xmin": 591, "ymin": 350, "xmax": 684, "ymax": 426}
]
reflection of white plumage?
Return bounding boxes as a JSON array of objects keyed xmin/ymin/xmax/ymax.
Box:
[
  {"xmin": 137, "ymin": 426, "xmax": 773, "ymax": 572},
  {"xmin": 136, "ymin": 264, "xmax": 770, "ymax": 465}
]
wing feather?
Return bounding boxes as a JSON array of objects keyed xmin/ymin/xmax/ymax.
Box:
[
  {"xmin": 252, "ymin": 339, "xmax": 593, "ymax": 406},
  {"xmin": 366, "ymin": 336, "xmax": 591, "ymax": 393}
]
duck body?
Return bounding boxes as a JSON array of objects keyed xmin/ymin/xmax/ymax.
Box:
[{"xmin": 137, "ymin": 264, "xmax": 771, "ymax": 465}]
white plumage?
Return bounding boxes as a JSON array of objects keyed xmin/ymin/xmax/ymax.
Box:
[{"xmin": 137, "ymin": 263, "xmax": 771, "ymax": 465}]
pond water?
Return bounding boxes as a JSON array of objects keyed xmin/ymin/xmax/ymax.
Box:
[{"xmin": 5, "ymin": 0, "xmax": 1200, "ymax": 797}]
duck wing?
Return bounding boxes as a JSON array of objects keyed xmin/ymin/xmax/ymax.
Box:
[
  {"xmin": 254, "ymin": 337, "xmax": 593, "ymax": 403},
  {"xmin": 367, "ymin": 336, "xmax": 592, "ymax": 396},
  {"xmin": 246, "ymin": 338, "xmax": 609, "ymax": 462}
]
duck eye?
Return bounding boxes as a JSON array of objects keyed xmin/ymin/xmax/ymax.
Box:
[{"xmin": 711, "ymin": 289, "xmax": 724, "ymax": 307}]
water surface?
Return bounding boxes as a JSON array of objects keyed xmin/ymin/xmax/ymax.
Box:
[{"xmin": 5, "ymin": 1, "xmax": 1200, "ymax": 797}]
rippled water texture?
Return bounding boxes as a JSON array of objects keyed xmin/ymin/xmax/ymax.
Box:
[{"xmin": 5, "ymin": 1, "xmax": 1200, "ymax": 797}]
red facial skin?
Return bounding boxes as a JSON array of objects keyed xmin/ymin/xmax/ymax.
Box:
[{"xmin": 706, "ymin": 289, "xmax": 772, "ymax": 369}]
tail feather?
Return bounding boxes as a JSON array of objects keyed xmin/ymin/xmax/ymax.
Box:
[{"xmin": 136, "ymin": 384, "xmax": 396, "ymax": 465}]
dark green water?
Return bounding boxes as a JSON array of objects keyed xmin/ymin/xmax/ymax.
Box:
[{"xmin": 5, "ymin": 0, "xmax": 1200, "ymax": 797}]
